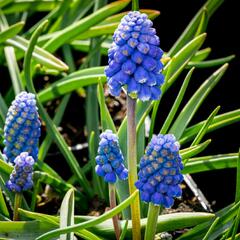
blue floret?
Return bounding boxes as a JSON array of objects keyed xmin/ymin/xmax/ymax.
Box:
[
  {"xmin": 6, "ymin": 152, "xmax": 35, "ymax": 192},
  {"xmin": 135, "ymin": 134, "xmax": 183, "ymax": 208},
  {"xmin": 3, "ymin": 92, "xmax": 41, "ymax": 164},
  {"xmin": 105, "ymin": 11, "xmax": 164, "ymax": 101},
  {"xmin": 95, "ymin": 130, "xmax": 128, "ymax": 183}
]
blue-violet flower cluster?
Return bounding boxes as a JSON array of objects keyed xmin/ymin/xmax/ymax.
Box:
[
  {"xmin": 3, "ymin": 92, "xmax": 41, "ymax": 164},
  {"xmin": 95, "ymin": 129, "xmax": 128, "ymax": 183},
  {"xmin": 135, "ymin": 134, "xmax": 183, "ymax": 208},
  {"xmin": 6, "ymin": 152, "xmax": 35, "ymax": 192},
  {"xmin": 105, "ymin": 11, "xmax": 164, "ymax": 101}
]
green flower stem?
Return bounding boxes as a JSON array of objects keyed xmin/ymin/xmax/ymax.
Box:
[
  {"xmin": 127, "ymin": 96, "xmax": 141, "ymax": 240},
  {"xmin": 109, "ymin": 183, "xmax": 121, "ymax": 240},
  {"xmin": 144, "ymin": 203, "xmax": 161, "ymax": 240},
  {"xmin": 13, "ymin": 193, "xmax": 22, "ymax": 221},
  {"xmin": 132, "ymin": 0, "xmax": 139, "ymax": 11}
]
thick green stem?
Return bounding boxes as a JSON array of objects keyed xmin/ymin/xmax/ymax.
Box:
[
  {"xmin": 13, "ymin": 193, "xmax": 22, "ymax": 221},
  {"xmin": 127, "ymin": 96, "xmax": 141, "ymax": 239},
  {"xmin": 109, "ymin": 184, "xmax": 121, "ymax": 240},
  {"xmin": 132, "ymin": 0, "xmax": 139, "ymax": 11},
  {"xmin": 144, "ymin": 203, "xmax": 160, "ymax": 240}
]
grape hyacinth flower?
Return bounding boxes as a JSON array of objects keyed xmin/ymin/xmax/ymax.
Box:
[
  {"xmin": 6, "ymin": 152, "xmax": 35, "ymax": 193},
  {"xmin": 3, "ymin": 92, "xmax": 41, "ymax": 164},
  {"xmin": 105, "ymin": 11, "xmax": 164, "ymax": 101},
  {"xmin": 135, "ymin": 134, "xmax": 183, "ymax": 208},
  {"xmin": 95, "ymin": 129, "xmax": 128, "ymax": 183}
]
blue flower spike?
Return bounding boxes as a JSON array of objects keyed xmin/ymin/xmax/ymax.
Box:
[
  {"xmin": 95, "ymin": 129, "xmax": 128, "ymax": 183},
  {"xmin": 135, "ymin": 134, "xmax": 184, "ymax": 208},
  {"xmin": 6, "ymin": 152, "xmax": 35, "ymax": 192},
  {"xmin": 3, "ymin": 92, "xmax": 41, "ymax": 164},
  {"xmin": 105, "ymin": 11, "xmax": 164, "ymax": 101}
]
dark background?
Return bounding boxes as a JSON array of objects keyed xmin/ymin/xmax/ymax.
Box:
[{"xmin": 136, "ymin": 0, "xmax": 240, "ymax": 210}]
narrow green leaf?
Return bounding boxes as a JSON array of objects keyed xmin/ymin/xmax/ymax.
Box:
[
  {"xmin": 38, "ymin": 94, "xmax": 70, "ymax": 162},
  {"xmin": 18, "ymin": 209, "xmax": 102, "ymax": 240},
  {"xmin": 24, "ymin": 0, "xmax": 71, "ymax": 37},
  {"xmin": 60, "ymin": 189, "xmax": 75, "ymax": 240},
  {"xmin": 177, "ymin": 201, "xmax": 240, "ymax": 240},
  {"xmin": 0, "ymin": 21, "xmax": 24, "ymax": 44},
  {"xmin": 160, "ymin": 68, "xmax": 194, "ymax": 134},
  {"xmin": 202, "ymin": 217, "xmax": 220, "ymax": 240},
  {"xmin": 71, "ymin": 39, "xmax": 110, "ymax": 55},
  {"xmin": 6, "ymin": 36, "xmax": 69, "ymax": 71},
  {"xmin": 168, "ymin": 0, "xmax": 224, "ymax": 56},
  {"xmin": 0, "ymin": 93, "xmax": 7, "ymax": 128},
  {"xmin": 97, "ymin": 81, "xmax": 116, "ymax": 132},
  {"xmin": 23, "ymin": 20, "xmax": 92, "ymax": 198},
  {"xmin": 180, "ymin": 139, "xmax": 211, "ymax": 160},
  {"xmin": 183, "ymin": 153, "xmax": 238, "ymax": 174},
  {"xmin": 43, "ymin": 0, "xmax": 130, "ymax": 53},
  {"xmin": 191, "ymin": 106, "xmax": 220, "ymax": 146},
  {"xmin": 119, "ymin": 220, "xmax": 128, "ymax": 240},
  {"xmin": 194, "ymin": 9, "xmax": 208, "ymax": 37},
  {"xmin": 2, "ymin": 0, "xmax": 60, "ymax": 14},
  {"xmin": 0, "ymin": 14, "xmax": 24, "ymax": 94},
  {"xmin": 191, "ymin": 47, "xmax": 211, "ymax": 62},
  {"xmin": 180, "ymin": 109, "xmax": 240, "ymax": 144},
  {"xmin": 169, "ymin": 64, "xmax": 228, "ymax": 140},
  {"xmin": 188, "ymin": 55, "xmax": 235, "ymax": 68},
  {"xmin": 0, "ymin": 0, "xmax": 13, "ymax": 8},
  {"xmin": 231, "ymin": 206, "xmax": 240, "ymax": 240},
  {"xmin": 36, "ymin": 190, "xmax": 139, "ymax": 240},
  {"xmin": 0, "ymin": 220, "xmax": 56, "ymax": 239},
  {"xmin": 165, "ymin": 33, "xmax": 206, "ymax": 89},
  {"xmin": 235, "ymin": 150, "xmax": 240, "ymax": 202},
  {"xmin": 38, "ymin": 71, "xmax": 106, "ymax": 103},
  {"xmin": 0, "ymin": 186, "xmax": 9, "ymax": 217}
]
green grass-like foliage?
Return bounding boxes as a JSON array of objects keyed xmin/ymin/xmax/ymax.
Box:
[{"xmin": 0, "ymin": 0, "xmax": 239, "ymax": 239}]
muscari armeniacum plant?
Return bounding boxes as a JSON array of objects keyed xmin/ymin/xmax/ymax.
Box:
[
  {"xmin": 3, "ymin": 92, "xmax": 41, "ymax": 221},
  {"xmin": 96, "ymin": 129, "xmax": 128, "ymax": 239},
  {"xmin": 105, "ymin": 5, "xmax": 165, "ymax": 239}
]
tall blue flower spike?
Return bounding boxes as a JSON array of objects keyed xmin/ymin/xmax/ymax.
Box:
[
  {"xmin": 3, "ymin": 92, "xmax": 41, "ymax": 164},
  {"xmin": 135, "ymin": 134, "xmax": 184, "ymax": 208},
  {"xmin": 95, "ymin": 129, "xmax": 128, "ymax": 183},
  {"xmin": 6, "ymin": 152, "xmax": 35, "ymax": 192},
  {"xmin": 105, "ymin": 11, "xmax": 164, "ymax": 101}
]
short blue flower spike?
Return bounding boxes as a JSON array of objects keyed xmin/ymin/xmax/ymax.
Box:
[
  {"xmin": 95, "ymin": 129, "xmax": 128, "ymax": 183},
  {"xmin": 135, "ymin": 134, "xmax": 183, "ymax": 208},
  {"xmin": 6, "ymin": 152, "xmax": 35, "ymax": 192},
  {"xmin": 3, "ymin": 92, "xmax": 41, "ymax": 164},
  {"xmin": 105, "ymin": 11, "xmax": 164, "ymax": 101}
]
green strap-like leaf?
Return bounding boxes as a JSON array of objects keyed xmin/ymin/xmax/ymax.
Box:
[
  {"xmin": 177, "ymin": 201, "xmax": 240, "ymax": 240},
  {"xmin": 2, "ymin": 0, "xmax": 60, "ymax": 14},
  {"xmin": 0, "ymin": 21, "xmax": 24, "ymax": 44},
  {"xmin": 188, "ymin": 55, "xmax": 235, "ymax": 68},
  {"xmin": 160, "ymin": 67, "xmax": 194, "ymax": 134},
  {"xmin": 191, "ymin": 47, "xmax": 211, "ymax": 62},
  {"xmin": 60, "ymin": 189, "xmax": 75, "ymax": 240},
  {"xmin": 6, "ymin": 36, "xmax": 69, "ymax": 71},
  {"xmin": 43, "ymin": 0, "xmax": 130, "ymax": 53},
  {"xmin": 183, "ymin": 153, "xmax": 238, "ymax": 174},
  {"xmin": 168, "ymin": 0, "xmax": 224, "ymax": 56},
  {"xmin": 180, "ymin": 109, "xmax": 240, "ymax": 144},
  {"xmin": 169, "ymin": 64, "xmax": 228, "ymax": 140},
  {"xmin": 180, "ymin": 140, "xmax": 211, "ymax": 160},
  {"xmin": 0, "ymin": 220, "xmax": 57, "ymax": 239},
  {"xmin": 97, "ymin": 81, "xmax": 116, "ymax": 132}
]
